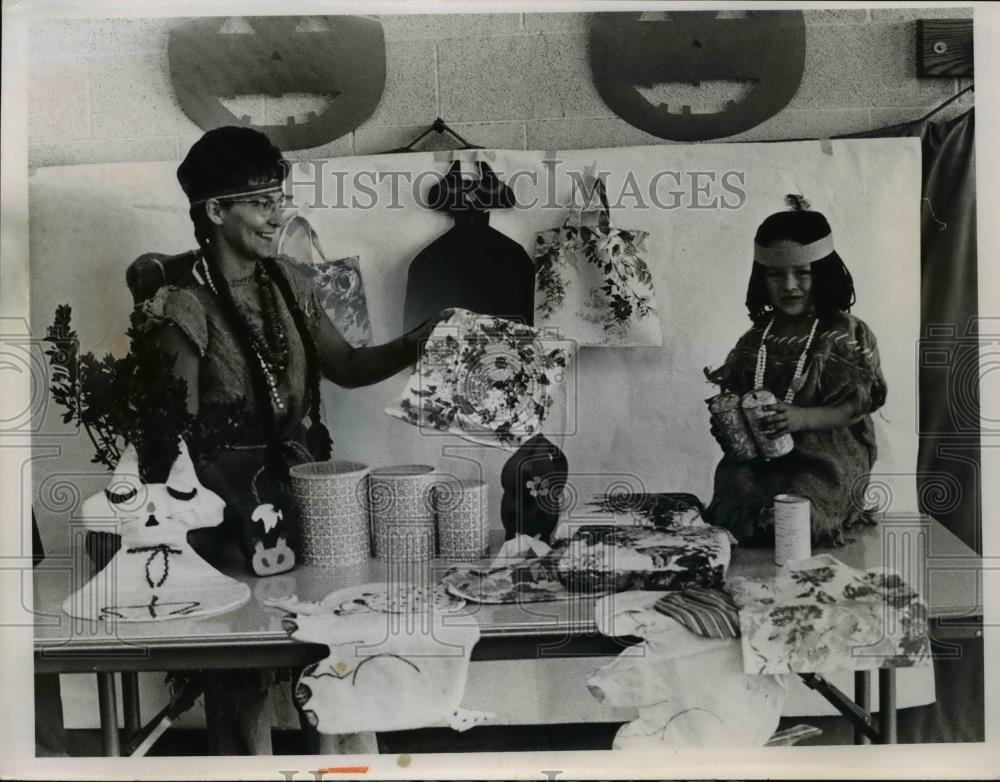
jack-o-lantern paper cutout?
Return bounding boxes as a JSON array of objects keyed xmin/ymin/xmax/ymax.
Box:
[
  {"xmin": 168, "ymin": 16, "xmax": 386, "ymax": 150},
  {"xmin": 589, "ymin": 11, "xmax": 805, "ymax": 141},
  {"xmin": 62, "ymin": 442, "xmax": 251, "ymax": 623}
]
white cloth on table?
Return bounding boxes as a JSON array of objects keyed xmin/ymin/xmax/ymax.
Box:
[
  {"xmin": 587, "ymin": 591, "xmax": 789, "ymax": 749},
  {"xmin": 271, "ymin": 584, "xmax": 488, "ymax": 734}
]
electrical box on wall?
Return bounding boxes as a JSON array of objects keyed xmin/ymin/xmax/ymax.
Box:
[{"xmin": 917, "ymin": 19, "xmax": 973, "ymax": 77}]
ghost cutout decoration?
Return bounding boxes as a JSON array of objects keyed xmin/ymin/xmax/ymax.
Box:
[{"xmin": 62, "ymin": 442, "xmax": 252, "ymax": 622}]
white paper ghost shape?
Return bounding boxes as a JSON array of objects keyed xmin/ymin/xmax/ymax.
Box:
[{"xmin": 62, "ymin": 441, "xmax": 252, "ymax": 622}]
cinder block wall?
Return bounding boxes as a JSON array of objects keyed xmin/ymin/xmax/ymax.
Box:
[{"xmin": 28, "ymin": 8, "xmax": 973, "ymax": 169}]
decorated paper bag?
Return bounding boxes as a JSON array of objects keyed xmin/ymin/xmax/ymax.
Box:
[
  {"xmin": 385, "ymin": 308, "xmax": 575, "ymax": 450},
  {"xmin": 274, "ymin": 214, "xmax": 373, "ymax": 346},
  {"xmin": 534, "ymin": 178, "xmax": 662, "ymax": 347}
]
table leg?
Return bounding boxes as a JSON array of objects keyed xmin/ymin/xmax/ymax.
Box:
[
  {"xmin": 121, "ymin": 672, "xmax": 141, "ymax": 739},
  {"xmin": 96, "ymin": 672, "xmax": 121, "ymax": 757},
  {"xmin": 854, "ymin": 671, "xmax": 871, "ymax": 745},
  {"xmin": 878, "ymin": 668, "xmax": 897, "ymax": 744}
]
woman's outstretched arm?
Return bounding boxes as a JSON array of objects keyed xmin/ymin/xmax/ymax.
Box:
[{"xmin": 313, "ymin": 309, "xmax": 450, "ymax": 388}]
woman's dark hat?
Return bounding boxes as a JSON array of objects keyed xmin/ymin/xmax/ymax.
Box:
[{"xmin": 177, "ymin": 126, "xmax": 290, "ymax": 206}]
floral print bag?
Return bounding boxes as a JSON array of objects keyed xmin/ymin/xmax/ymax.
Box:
[
  {"xmin": 274, "ymin": 214, "xmax": 373, "ymax": 347},
  {"xmin": 534, "ymin": 178, "xmax": 662, "ymax": 347}
]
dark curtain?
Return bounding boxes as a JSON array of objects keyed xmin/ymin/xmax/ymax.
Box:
[
  {"xmin": 849, "ymin": 109, "xmax": 983, "ymax": 746},
  {"xmin": 852, "ymin": 109, "xmax": 980, "ymax": 554}
]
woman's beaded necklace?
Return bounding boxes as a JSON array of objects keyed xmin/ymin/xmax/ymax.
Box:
[
  {"xmin": 198, "ymin": 256, "xmax": 287, "ymax": 412},
  {"xmin": 754, "ymin": 316, "xmax": 819, "ymax": 404}
]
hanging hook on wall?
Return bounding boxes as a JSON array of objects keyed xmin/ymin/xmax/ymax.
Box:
[{"xmin": 385, "ymin": 117, "xmax": 482, "ymax": 153}]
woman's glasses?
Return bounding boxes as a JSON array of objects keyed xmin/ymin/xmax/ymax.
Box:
[{"xmin": 222, "ymin": 194, "xmax": 290, "ymax": 215}]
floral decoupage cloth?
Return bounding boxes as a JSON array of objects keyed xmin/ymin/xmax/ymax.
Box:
[
  {"xmin": 587, "ymin": 591, "xmax": 789, "ymax": 749},
  {"xmin": 443, "ymin": 523, "xmax": 733, "ymax": 603},
  {"xmin": 533, "ymin": 178, "xmax": 662, "ymax": 347},
  {"xmin": 386, "ymin": 308, "xmax": 575, "ymax": 450},
  {"xmin": 265, "ymin": 582, "xmax": 493, "ymax": 734},
  {"xmin": 729, "ymin": 554, "xmax": 931, "ymax": 675}
]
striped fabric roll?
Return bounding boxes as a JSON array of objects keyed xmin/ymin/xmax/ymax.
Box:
[{"xmin": 652, "ymin": 586, "xmax": 741, "ymax": 640}]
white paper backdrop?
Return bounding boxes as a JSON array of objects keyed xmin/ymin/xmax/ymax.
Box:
[{"xmin": 29, "ymin": 138, "xmax": 921, "ymax": 553}]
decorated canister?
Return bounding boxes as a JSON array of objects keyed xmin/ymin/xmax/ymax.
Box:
[
  {"xmin": 707, "ymin": 392, "xmax": 758, "ymax": 461},
  {"xmin": 741, "ymin": 389, "xmax": 794, "ymax": 458},
  {"xmin": 773, "ymin": 493, "xmax": 812, "ymax": 566}
]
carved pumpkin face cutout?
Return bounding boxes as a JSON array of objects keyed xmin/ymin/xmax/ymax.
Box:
[
  {"xmin": 168, "ymin": 16, "xmax": 386, "ymax": 150},
  {"xmin": 589, "ymin": 10, "xmax": 806, "ymax": 141}
]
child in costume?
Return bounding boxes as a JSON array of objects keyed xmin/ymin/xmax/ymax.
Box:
[{"xmin": 705, "ymin": 196, "xmax": 887, "ymax": 546}]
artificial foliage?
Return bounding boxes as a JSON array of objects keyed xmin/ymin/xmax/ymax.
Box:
[{"xmin": 44, "ymin": 304, "xmax": 248, "ymax": 480}]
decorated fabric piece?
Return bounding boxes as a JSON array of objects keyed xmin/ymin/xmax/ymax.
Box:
[
  {"xmin": 62, "ymin": 443, "xmax": 251, "ymax": 622},
  {"xmin": 729, "ymin": 554, "xmax": 931, "ymax": 675},
  {"xmin": 533, "ymin": 179, "xmax": 661, "ymax": 347},
  {"xmin": 652, "ymin": 587, "xmax": 741, "ymax": 640},
  {"xmin": 584, "ymin": 492, "xmax": 706, "ymax": 529},
  {"xmin": 269, "ymin": 582, "xmax": 489, "ymax": 734},
  {"xmin": 442, "ymin": 523, "xmax": 733, "ymax": 604},
  {"xmin": 587, "ymin": 591, "xmax": 789, "ymax": 749},
  {"xmin": 550, "ymin": 524, "xmax": 734, "ymax": 593},
  {"xmin": 386, "ymin": 308, "xmax": 575, "ymax": 450},
  {"xmin": 273, "ymin": 215, "xmax": 373, "ymax": 347}
]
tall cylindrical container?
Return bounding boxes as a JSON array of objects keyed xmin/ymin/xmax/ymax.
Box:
[
  {"xmin": 707, "ymin": 392, "xmax": 758, "ymax": 461},
  {"xmin": 369, "ymin": 465, "xmax": 437, "ymax": 562},
  {"xmin": 435, "ymin": 478, "xmax": 489, "ymax": 560},
  {"xmin": 289, "ymin": 461, "xmax": 371, "ymax": 566},
  {"xmin": 773, "ymin": 493, "xmax": 812, "ymax": 566},
  {"xmin": 741, "ymin": 389, "xmax": 794, "ymax": 458}
]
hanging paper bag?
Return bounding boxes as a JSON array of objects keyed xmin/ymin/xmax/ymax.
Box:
[
  {"xmin": 274, "ymin": 214, "xmax": 373, "ymax": 347},
  {"xmin": 533, "ymin": 177, "xmax": 662, "ymax": 347}
]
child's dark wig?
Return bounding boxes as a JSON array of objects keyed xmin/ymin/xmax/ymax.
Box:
[
  {"xmin": 176, "ymin": 127, "xmax": 330, "ymax": 469},
  {"xmin": 745, "ymin": 195, "xmax": 857, "ymax": 326}
]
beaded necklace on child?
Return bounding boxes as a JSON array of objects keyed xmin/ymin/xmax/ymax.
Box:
[{"xmin": 754, "ymin": 316, "xmax": 819, "ymax": 404}]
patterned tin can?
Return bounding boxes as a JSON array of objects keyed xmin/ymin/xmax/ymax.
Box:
[
  {"xmin": 290, "ymin": 461, "xmax": 371, "ymax": 566},
  {"xmin": 369, "ymin": 465, "xmax": 437, "ymax": 562},
  {"xmin": 707, "ymin": 392, "xmax": 758, "ymax": 461},
  {"xmin": 435, "ymin": 478, "xmax": 490, "ymax": 561},
  {"xmin": 741, "ymin": 389, "xmax": 794, "ymax": 459},
  {"xmin": 773, "ymin": 493, "xmax": 812, "ymax": 566}
]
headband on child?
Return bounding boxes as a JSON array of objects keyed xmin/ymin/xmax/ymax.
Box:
[{"xmin": 753, "ymin": 234, "xmax": 835, "ymax": 268}]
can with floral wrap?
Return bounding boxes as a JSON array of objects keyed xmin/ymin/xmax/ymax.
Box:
[
  {"xmin": 741, "ymin": 389, "xmax": 794, "ymax": 459},
  {"xmin": 707, "ymin": 392, "xmax": 758, "ymax": 461}
]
